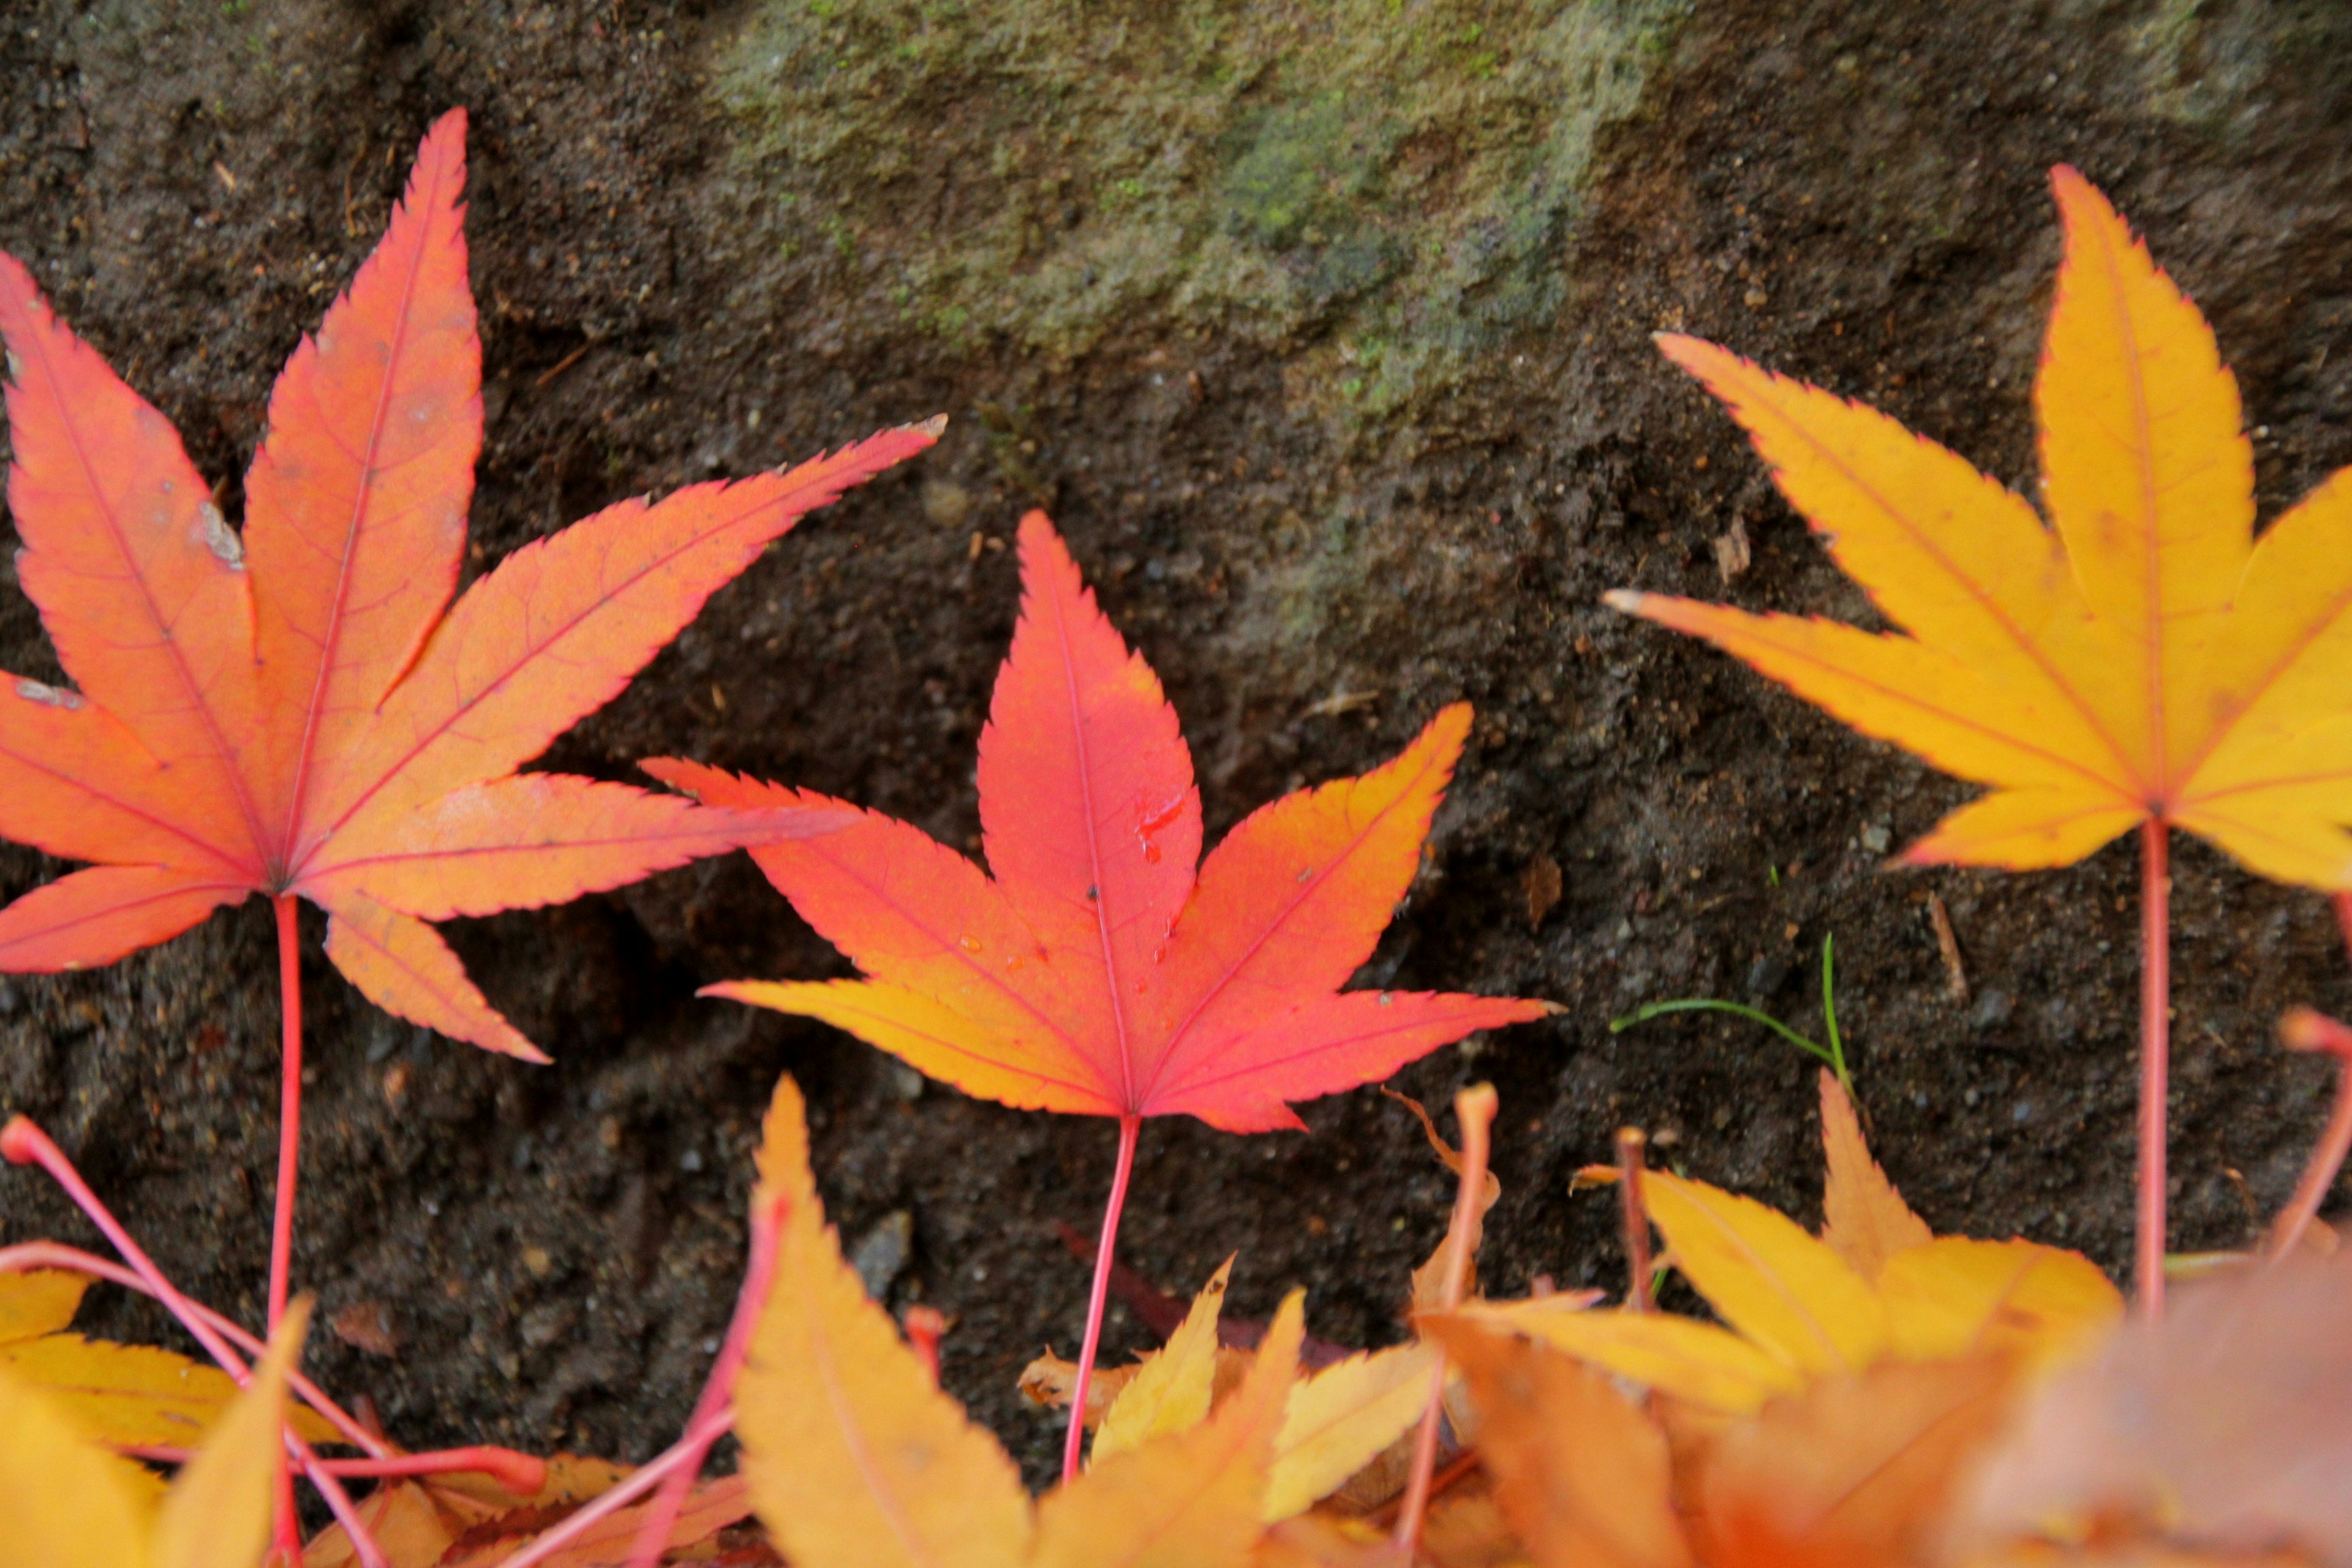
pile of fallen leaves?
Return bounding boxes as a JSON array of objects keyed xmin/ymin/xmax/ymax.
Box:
[{"xmin": 1, "ymin": 105, "xmax": 2350, "ymax": 1568}]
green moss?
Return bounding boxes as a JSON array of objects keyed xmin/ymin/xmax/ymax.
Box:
[
  {"xmin": 2128, "ymin": 0, "xmax": 2352, "ymax": 137},
  {"xmin": 715, "ymin": 0, "xmax": 1689, "ymax": 413}
]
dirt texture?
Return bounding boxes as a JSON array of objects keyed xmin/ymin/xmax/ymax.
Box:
[{"xmin": 3, "ymin": 0, "xmax": 2351, "ymax": 1487}]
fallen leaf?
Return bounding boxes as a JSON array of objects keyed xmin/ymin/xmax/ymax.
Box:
[
  {"xmin": 1640, "ymin": 1169, "xmax": 1887, "ymax": 1377},
  {"xmin": 1509, "ymin": 1145, "xmax": 2114, "ymax": 1416},
  {"xmin": 1876, "ymin": 1237, "xmax": 2121, "ymax": 1370},
  {"xmin": 1030, "ymin": 1291, "xmax": 1304, "ymax": 1568},
  {"xmin": 1093, "ymin": 1258, "xmax": 1232, "ymax": 1463},
  {"xmin": 1817, "ymin": 1070, "xmax": 1932, "ymax": 1278},
  {"xmin": 736, "ymin": 1077, "xmax": 1034, "ymax": 1568},
  {"xmin": 1523, "ymin": 854, "xmax": 1562, "ymax": 930},
  {"xmin": 1427, "ymin": 1318, "xmax": 1690, "ymax": 1568},
  {"xmin": 648, "ymin": 511, "xmax": 1550, "ymax": 1132},
  {"xmin": 0, "ymin": 1268, "xmax": 336, "ymax": 1450},
  {"xmin": 435, "ymin": 1476, "xmax": 756, "ymax": 1568},
  {"xmin": 0, "ymin": 1299, "xmax": 306, "ymax": 1568},
  {"xmin": 1608, "ymin": 168, "xmax": 2352, "ymax": 887},
  {"xmin": 300, "ymin": 1481, "xmax": 461, "ymax": 1568},
  {"xmin": 330, "ymin": 1299, "xmax": 399, "ymax": 1358},
  {"xmin": 0, "ymin": 111, "xmax": 932, "ymax": 1053},
  {"xmin": 1958, "ymin": 1248, "xmax": 2352, "ymax": 1565},
  {"xmin": 1695, "ymin": 1355, "xmax": 2014, "ymax": 1568},
  {"xmin": 1453, "ymin": 1297, "xmax": 1797, "ymax": 1417},
  {"xmin": 1264, "ymin": 1341, "xmax": 1438, "ymax": 1522},
  {"xmin": 152, "ymin": 1302, "xmax": 310, "ymax": 1568},
  {"xmin": 1385, "ymin": 1090, "xmax": 1502, "ymax": 1316}
]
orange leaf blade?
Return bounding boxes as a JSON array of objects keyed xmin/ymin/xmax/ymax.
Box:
[
  {"xmin": 1151, "ymin": 704, "xmax": 1473, "ymax": 1088},
  {"xmin": 646, "ymin": 758, "xmax": 1117, "ymax": 1112},
  {"xmin": 0, "ymin": 867, "xmax": 244, "ymax": 973},
  {"xmin": 687, "ymin": 513, "xmax": 1546, "ymax": 1128},
  {"xmin": 1695, "ymin": 1356, "xmax": 2014, "ymax": 1568},
  {"xmin": 1430, "ymin": 1318, "xmax": 1691, "ymax": 1568},
  {"xmin": 321, "ymin": 892, "xmax": 546, "ymax": 1061},
  {"xmin": 710, "ymin": 978, "xmax": 1115, "ymax": 1116},
  {"xmin": 1030, "ymin": 1291, "xmax": 1304, "ymax": 1568},
  {"xmin": 318, "ymin": 428, "xmax": 936, "ymax": 850},
  {"xmin": 978, "ymin": 510, "xmax": 1201, "ymax": 1107},
  {"xmin": 303, "ymin": 774, "xmax": 842, "ymax": 920},
  {"xmin": 0, "ymin": 684, "xmax": 247, "ymax": 878},
  {"xmin": 1150, "ymin": 989, "xmax": 1554, "ymax": 1134},
  {"xmin": 0, "ymin": 254, "xmax": 264, "ymax": 880},
  {"xmin": 246, "ymin": 108, "xmax": 479, "ymax": 844}
]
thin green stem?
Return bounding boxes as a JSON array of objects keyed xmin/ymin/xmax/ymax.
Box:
[
  {"xmin": 1611, "ymin": 935, "xmax": 1856, "ymax": 1101},
  {"xmin": 1820, "ymin": 933, "xmax": 1850, "ymax": 1090}
]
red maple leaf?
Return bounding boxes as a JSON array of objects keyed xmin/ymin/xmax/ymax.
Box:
[{"xmin": 648, "ymin": 509, "xmax": 1550, "ymax": 1476}]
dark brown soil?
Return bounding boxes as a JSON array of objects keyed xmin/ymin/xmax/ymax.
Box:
[{"xmin": 3, "ymin": 0, "xmax": 2350, "ymax": 1490}]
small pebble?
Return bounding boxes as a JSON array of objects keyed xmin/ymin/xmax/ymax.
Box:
[{"xmin": 850, "ymin": 1210, "xmax": 915, "ymax": 1300}]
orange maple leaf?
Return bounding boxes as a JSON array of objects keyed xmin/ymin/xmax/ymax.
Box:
[
  {"xmin": 1609, "ymin": 168, "xmax": 2352, "ymax": 887},
  {"xmin": 0, "ymin": 110, "xmax": 935, "ymax": 1057},
  {"xmin": 649, "ymin": 510, "xmax": 1551, "ymax": 1129}
]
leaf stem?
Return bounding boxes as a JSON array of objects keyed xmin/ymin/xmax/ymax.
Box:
[
  {"xmin": 1395, "ymin": 1084, "xmax": 1497, "ymax": 1559},
  {"xmin": 270, "ymin": 893, "xmax": 302, "ymax": 1332},
  {"xmin": 0, "ymin": 1118, "xmax": 249, "ymax": 1373},
  {"xmin": 116, "ymin": 1445, "xmax": 543, "ymax": 1490},
  {"xmin": 2138, "ymin": 820, "xmax": 2169, "ymax": 1321},
  {"xmin": 1063, "ymin": 1114, "xmax": 1142, "ymax": 1482},
  {"xmin": 2267, "ymin": 1009, "xmax": 2352, "ymax": 1264},
  {"xmin": 269, "ymin": 892, "xmax": 305, "ymax": 1564},
  {"xmin": 0, "ymin": 1142, "xmax": 385, "ymax": 1567},
  {"xmin": 622, "ymin": 1191, "xmax": 788, "ymax": 1568},
  {"xmin": 1615, "ymin": 1126, "xmax": 1653, "ymax": 1313}
]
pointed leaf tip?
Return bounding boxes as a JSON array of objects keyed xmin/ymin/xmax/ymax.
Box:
[{"xmin": 916, "ymin": 413, "xmax": 949, "ymax": 439}]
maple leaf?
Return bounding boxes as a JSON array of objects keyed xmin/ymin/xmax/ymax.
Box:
[
  {"xmin": 1427, "ymin": 1319, "xmax": 1689, "ymax": 1568},
  {"xmin": 647, "ymin": 509, "xmax": 1550, "ymax": 1126},
  {"xmin": 731, "ymin": 1073, "xmax": 1305, "ymax": 1568},
  {"xmin": 1960, "ymin": 1245, "xmax": 2352, "ymax": 1566},
  {"xmin": 1468, "ymin": 1082, "xmax": 2121, "ymax": 1415},
  {"xmin": 0, "ymin": 1268, "xmax": 336, "ymax": 1460},
  {"xmin": 1608, "ymin": 168, "xmax": 2352, "ymax": 886},
  {"xmin": 653, "ymin": 515, "xmax": 1545, "ymax": 1477},
  {"xmin": 0, "ymin": 109, "xmax": 933, "ymax": 1057},
  {"xmin": 0, "ymin": 1300, "xmax": 306, "ymax": 1568}
]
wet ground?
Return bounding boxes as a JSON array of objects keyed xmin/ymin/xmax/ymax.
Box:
[{"xmin": 2, "ymin": 0, "xmax": 2350, "ymax": 1487}]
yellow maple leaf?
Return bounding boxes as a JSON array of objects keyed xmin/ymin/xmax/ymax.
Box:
[
  {"xmin": 1607, "ymin": 168, "xmax": 2352, "ymax": 887},
  {"xmin": 1473, "ymin": 1094, "xmax": 2120, "ymax": 1416},
  {"xmin": 0, "ymin": 1300, "xmax": 307, "ymax": 1568},
  {"xmin": 1093, "ymin": 1258, "xmax": 1233, "ymax": 1466},
  {"xmin": 737, "ymin": 1073, "xmax": 1302, "ymax": 1568},
  {"xmin": 0, "ymin": 1269, "xmax": 337, "ymax": 1453}
]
